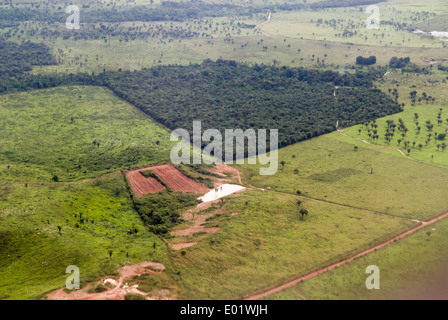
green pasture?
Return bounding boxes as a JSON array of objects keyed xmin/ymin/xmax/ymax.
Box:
[
  {"xmin": 239, "ymin": 132, "xmax": 448, "ymax": 221},
  {"xmin": 0, "ymin": 86, "xmax": 173, "ymax": 182},
  {"xmin": 266, "ymin": 213, "xmax": 448, "ymax": 300},
  {"xmin": 343, "ymin": 104, "xmax": 448, "ymax": 166},
  {"xmin": 169, "ymin": 189, "xmax": 415, "ymax": 299},
  {"xmin": 0, "ymin": 173, "xmax": 168, "ymax": 300}
]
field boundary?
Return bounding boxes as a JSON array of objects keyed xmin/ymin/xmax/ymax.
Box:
[{"xmin": 255, "ymin": 187, "xmax": 424, "ymax": 223}]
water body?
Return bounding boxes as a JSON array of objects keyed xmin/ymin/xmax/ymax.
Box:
[
  {"xmin": 198, "ymin": 184, "xmax": 246, "ymax": 203},
  {"xmin": 414, "ymin": 29, "xmax": 448, "ymax": 41}
]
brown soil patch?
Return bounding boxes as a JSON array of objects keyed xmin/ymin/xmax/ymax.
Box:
[
  {"xmin": 126, "ymin": 169, "xmax": 165, "ymax": 198},
  {"xmin": 47, "ymin": 261, "xmax": 166, "ymax": 300},
  {"xmin": 172, "ymin": 225, "xmax": 220, "ymax": 237},
  {"xmin": 206, "ymin": 163, "xmax": 242, "ymax": 184},
  {"xmin": 171, "ymin": 212, "xmax": 220, "ymax": 237},
  {"xmin": 172, "ymin": 242, "xmax": 197, "ymax": 250},
  {"xmin": 126, "ymin": 164, "xmax": 210, "ymax": 198},
  {"xmin": 151, "ymin": 164, "xmax": 209, "ymax": 193}
]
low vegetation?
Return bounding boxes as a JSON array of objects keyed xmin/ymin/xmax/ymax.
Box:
[
  {"xmin": 0, "ymin": 173, "xmax": 167, "ymax": 300},
  {"xmin": 266, "ymin": 216, "xmax": 448, "ymax": 300},
  {"xmin": 169, "ymin": 190, "xmax": 415, "ymax": 299},
  {"xmin": 134, "ymin": 192, "xmax": 200, "ymax": 234},
  {"xmin": 0, "ymin": 86, "xmax": 173, "ymax": 181},
  {"xmin": 240, "ymin": 132, "xmax": 448, "ymax": 220}
]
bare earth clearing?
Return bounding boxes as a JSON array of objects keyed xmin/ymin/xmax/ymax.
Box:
[
  {"xmin": 47, "ymin": 261, "xmax": 167, "ymax": 300},
  {"xmin": 171, "ymin": 164, "xmax": 246, "ymax": 250},
  {"xmin": 206, "ymin": 163, "xmax": 242, "ymax": 184},
  {"xmin": 151, "ymin": 164, "xmax": 209, "ymax": 193},
  {"xmin": 126, "ymin": 168, "xmax": 165, "ymax": 197},
  {"xmin": 126, "ymin": 164, "xmax": 209, "ymax": 198}
]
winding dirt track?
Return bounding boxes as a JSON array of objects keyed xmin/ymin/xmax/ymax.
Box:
[
  {"xmin": 244, "ymin": 211, "xmax": 448, "ymax": 300},
  {"xmin": 338, "ymin": 130, "xmax": 411, "ymax": 159},
  {"xmin": 254, "ymin": 11, "xmax": 272, "ymax": 37},
  {"xmin": 206, "ymin": 163, "xmax": 242, "ymax": 184}
]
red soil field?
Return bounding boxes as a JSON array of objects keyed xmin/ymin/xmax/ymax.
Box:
[
  {"xmin": 151, "ymin": 164, "xmax": 210, "ymax": 194},
  {"xmin": 126, "ymin": 164, "xmax": 209, "ymax": 198},
  {"xmin": 126, "ymin": 168, "xmax": 165, "ymax": 198}
]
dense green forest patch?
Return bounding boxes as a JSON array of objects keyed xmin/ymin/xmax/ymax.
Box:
[
  {"xmin": 134, "ymin": 192, "xmax": 200, "ymax": 235},
  {"xmin": 107, "ymin": 60, "xmax": 401, "ymax": 149},
  {"xmin": 0, "ymin": 58, "xmax": 401, "ymax": 152},
  {"xmin": 0, "ymin": 39, "xmax": 56, "ymax": 81}
]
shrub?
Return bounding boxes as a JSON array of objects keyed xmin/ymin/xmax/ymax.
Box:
[
  {"xmin": 124, "ymin": 293, "xmax": 146, "ymax": 300},
  {"xmin": 134, "ymin": 192, "xmax": 199, "ymax": 230},
  {"xmin": 389, "ymin": 57, "xmax": 410, "ymax": 68},
  {"xmin": 356, "ymin": 56, "xmax": 376, "ymax": 66},
  {"xmin": 94, "ymin": 284, "xmax": 108, "ymax": 293}
]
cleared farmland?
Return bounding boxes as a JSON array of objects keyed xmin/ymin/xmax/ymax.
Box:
[
  {"xmin": 126, "ymin": 168, "xmax": 166, "ymax": 198},
  {"xmin": 126, "ymin": 164, "xmax": 210, "ymax": 198},
  {"xmin": 150, "ymin": 165, "xmax": 210, "ymax": 194}
]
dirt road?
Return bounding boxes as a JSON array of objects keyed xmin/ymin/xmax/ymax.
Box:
[
  {"xmin": 244, "ymin": 211, "xmax": 448, "ymax": 300},
  {"xmin": 338, "ymin": 130, "xmax": 411, "ymax": 159},
  {"xmin": 255, "ymin": 12, "xmax": 272, "ymax": 37}
]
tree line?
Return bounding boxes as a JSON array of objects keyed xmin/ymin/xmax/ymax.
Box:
[
  {"xmin": 0, "ymin": 51, "xmax": 401, "ymax": 153},
  {"xmin": 0, "ymin": 0, "xmax": 389, "ymax": 26},
  {"xmin": 105, "ymin": 60, "xmax": 401, "ymax": 151},
  {"xmin": 0, "ymin": 39, "xmax": 56, "ymax": 81}
]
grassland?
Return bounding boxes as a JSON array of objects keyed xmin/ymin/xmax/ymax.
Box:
[
  {"xmin": 0, "ymin": 173, "xmax": 169, "ymax": 300},
  {"xmin": 3, "ymin": 85, "xmax": 448, "ymax": 300},
  {"xmin": 343, "ymin": 104, "xmax": 448, "ymax": 166},
  {"xmin": 379, "ymin": 72, "xmax": 448, "ymax": 106},
  {"xmin": 240, "ymin": 132, "xmax": 448, "ymax": 221},
  {"xmin": 264, "ymin": 8, "xmax": 443, "ymax": 48},
  {"xmin": 0, "ymin": 86, "xmax": 173, "ymax": 182},
  {"xmin": 2, "ymin": 0, "xmax": 448, "ymax": 301},
  {"xmin": 23, "ymin": 24, "xmax": 448, "ymax": 75},
  {"xmin": 168, "ymin": 189, "xmax": 416, "ymax": 299},
  {"xmin": 1, "ymin": 0, "xmax": 445, "ymax": 75},
  {"xmin": 0, "ymin": 86, "xmax": 177, "ymax": 300},
  {"xmin": 265, "ymin": 212, "xmax": 448, "ymax": 300}
]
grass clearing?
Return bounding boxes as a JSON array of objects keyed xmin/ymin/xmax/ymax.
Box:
[
  {"xmin": 0, "ymin": 86, "xmax": 173, "ymax": 182},
  {"xmin": 265, "ymin": 213, "xmax": 448, "ymax": 300},
  {"xmin": 343, "ymin": 104, "xmax": 448, "ymax": 166},
  {"xmin": 169, "ymin": 189, "xmax": 415, "ymax": 299},
  {"xmin": 240, "ymin": 133, "xmax": 448, "ymax": 221},
  {"xmin": 0, "ymin": 173, "xmax": 168, "ymax": 300}
]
